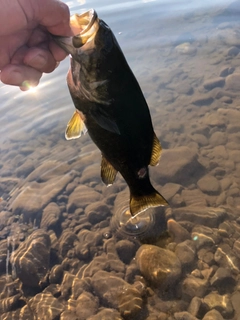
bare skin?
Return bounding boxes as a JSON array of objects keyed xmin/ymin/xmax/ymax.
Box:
[{"xmin": 0, "ymin": 0, "xmax": 72, "ymax": 90}]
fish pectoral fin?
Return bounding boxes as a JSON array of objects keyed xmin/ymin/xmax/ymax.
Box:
[
  {"xmin": 91, "ymin": 108, "xmax": 120, "ymax": 135},
  {"xmin": 150, "ymin": 133, "xmax": 162, "ymax": 166},
  {"xmin": 101, "ymin": 156, "xmax": 118, "ymax": 186},
  {"xmin": 65, "ymin": 110, "xmax": 87, "ymax": 140},
  {"xmin": 130, "ymin": 191, "xmax": 168, "ymax": 216}
]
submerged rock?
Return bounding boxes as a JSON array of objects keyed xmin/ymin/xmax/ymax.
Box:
[
  {"xmin": 91, "ymin": 270, "xmax": 143, "ymax": 318},
  {"xmin": 173, "ymin": 311, "xmax": 198, "ymax": 320},
  {"xmin": 202, "ymin": 309, "xmax": 224, "ymax": 320},
  {"xmin": 172, "ymin": 207, "xmax": 226, "ymax": 228},
  {"xmin": 10, "ymin": 173, "xmax": 74, "ymax": 222},
  {"xmin": 10, "ymin": 229, "xmax": 51, "ymax": 287},
  {"xmin": 202, "ymin": 292, "xmax": 234, "ymax": 318},
  {"xmin": 135, "ymin": 245, "xmax": 182, "ymax": 288},
  {"xmin": 155, "ymin": 147, "xmax": 203, "ymax": 185},
  {"xmin": 87, "ymin": 308, "xmax": 123, "ymax": 320},
  {"xmin": 40, "ymin": 202, "xmax": 61, "ymax": 230},
  {"xmin": 0, "ymin": 305, "xmax": 34, "ymax": 320},
  {"xmin": 75, "ymin": 291, "xmax": 99, "ymax": 320},
  {"xmin": 167, "ymin": 219, "xmax": 191, "ymax": 244},
  {"xmin": 67, "ymin": 185, "xmax": 102, "ymax": 212},
  {"xmin": 28, "ymin": 292, "xmax": 64, "ymax": 319},
  {"xmin": 182, "ymin": 276, "xmax": 208, "ymax": 300}
]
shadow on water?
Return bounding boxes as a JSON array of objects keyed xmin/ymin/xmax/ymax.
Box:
[{"xmin": 1, "ymin": 0, "xmax": 240, "ymax": 319}]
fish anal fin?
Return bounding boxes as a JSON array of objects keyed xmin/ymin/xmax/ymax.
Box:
[
  {"xmin": 130, "ymin": 191, "xmax": 168, "ymax": 216},
  {"xmin": 150, "ymin": 133, "xmax": 162, "ymax": 166},
  {"xmin": 65, "ymin": 110, "xmax": 87, "ymax": 140},
  {"xmin": 101, "ymin": 156, "xmax": 118, "ymax": 186}
]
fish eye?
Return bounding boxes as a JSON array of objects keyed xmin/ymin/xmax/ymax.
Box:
[{"xmin": 72, "ymin": 36, "xmax": 83, "ymax": 48}]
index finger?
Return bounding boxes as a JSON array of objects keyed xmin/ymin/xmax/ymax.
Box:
[{"xmin": 23, "ymin": 0, "xmax": 72, "ymax": 36}]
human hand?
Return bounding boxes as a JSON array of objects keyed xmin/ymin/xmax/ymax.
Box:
[{"xmin": 0, "ymin": 0, "xmax": 72, "ymax": 91}]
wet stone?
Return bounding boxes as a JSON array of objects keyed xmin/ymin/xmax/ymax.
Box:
[
  {"xmin": 155, "ymin": 147, "xmax": 203, "ymax": 185},
  {"xmin": 28, "ymin": 292, "xmax": 64, "ymax": 319},
  {"xmin": 202, "ymin": 309, "xmax": 224, "ymax": 320},
  {"xmin": 60, "ymin": 272, "xmax": 76, "ymax": 299},
  {"xmin": 115, "ymin": 240, "xmax": 138, "ymax": 264},
  {"xmin": 219, "ymin": 66, "xmax": 234, "ymax": 77},
  {"xmin": 0, "ymin": 304, "xmax": 34, "ymax": 320},
  {"xmin": 11, "ymin": 229, "xmax": 51, "ymax": 287},
  {"xmin": 67, "ymin": 185, "xmax": 102, "ymax": 212},
  {"xmin": 58, "ymin": 231, "xmax": 78, "ymax": 258},
  {"xmin": 135, "ymin": 245, "xmax": 182, "ymax": 288},
  {"xmin": 209, "ymin": 131, "xmax": 227, "ymax": 146},
  {"xmin": 175, "ymin": 240, "xmax": 196, "ymax": 267},
  {"xmin": 167, "ymin": 219, "xmax": 191, "ymax": 244},
  {"xmin": 187, "ymin": 296, "xmax": 202, "ymax": 318},
  {"xmin": 75, "ymin": 291, "xmax": 99, "ymax": 320},
  {"xmin": 233, "ymin": 238, "xmax": 240, "ymax": 258},
  {"xmin": 16, "ymin": 160, "xmax": 35, "ymax": 178},
  {"xmin": 190, "ymin": 134, "xmax": 208, "ymax": 146},
  {"xmin": 49, "ymin": 264, "xmax": 64, "ymax": 284},
  {"xmin": 197, "ymin": 175, "xmax": 220, "ymax": 195},
  {"xmin": 0, "ymin": 293, "xmax": 22, "ymax": 314},
  {"xmin": 60, "ymin": 311, "xmax": 78, "ymax": 320},
  {"xmin": 86, "ymin": 308, "xmax": 123, "ymax": 320},
  {"xmin": 173, "ymin": 311, "xmax": 198, "ymax": 320},
  {"xmin": 72, "ymin": 277, "xmax": 91, "ymax": 300},
  {"xmin": 173, "ymin": 207, "xmax": 226, "ymax": 228},
  {"xmin": 225, "ymin": 73, "xmax": 240, "ymax": 91},
  {"xmin": 202, "ymin": 292, "xmax": 234, "ymax": 318},
  {"xmin": 191, "ymin": 95, "xmax": 213, "ymax": 106},
  {"xmin": 210, "ymin": 267, "xmax": 236, "ymax": 293},
  {"xmin": 40, "ymin": 202, "xmax": 61, "ymax": 230},
  {"xmin": 76, "ymin": 229, "xmax": 103, "ymax": 259},
  {"xmin": 203, "ymin": 77, "xmax": 225, "ymax": 90},
  {"xmin": 182, "ymin": 276, "xmax": 208, "ymax": 300},
  {"xmin": 214, "ymin": 244, "xmax": 240, "ymax": 274},
  {"xmin": 0, "ymin": 239, "xmax": 8, "ymax": 273},
  {"xmin": 231, "ymin": 291, "xmax": 240, "ymax": 317},
  {"xmin": 160, "ymin": 183, "xmax": 183, "ymax": 201},
  {"xmin": 181, "ymin": 189, "xmax": 207, "ymax": 207},
  {"xmin": 191, "ymin": 225, "xmax": 221, "ymax": 249},
  {"xmin": 198, "ymin": 249, "xmax": 215, "ymax": 266},
  {"xmin": 10, "ymin": 173, "xmax": 73, "ymax": 222},
  {"xmin": 91, "ymin": 270, "xmax": 143, "ymax": 318},
  {"xmin": 85, "ymin": 201, "xmax": 111, "ymax": 224}
]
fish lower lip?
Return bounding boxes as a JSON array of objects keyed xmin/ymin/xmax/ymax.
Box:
[{"xmin": 52, "ymin": 36, "xmax": 75, "ymax": 56}]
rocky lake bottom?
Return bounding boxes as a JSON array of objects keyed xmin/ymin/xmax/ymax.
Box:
[{"xmin": 1, "ymin": 1, "xmax": 240, "ymax": 320}]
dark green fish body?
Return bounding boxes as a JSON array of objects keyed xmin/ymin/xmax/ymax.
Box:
[{"xmin": 54, "ymin": 9, "xmax": 168, "ymax": 215}]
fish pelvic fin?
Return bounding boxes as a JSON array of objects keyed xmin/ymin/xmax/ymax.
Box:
[
  {"xmin": 101, "ymin": 156, "xmax": 118, "ymax": 186},
  {"xmin": 65, "ymin": 110, "xmax": 88, "ymax": 140},
  {"xmin": 130, "ymin": 190, "xmax": 168, "ymax": 216},
  {"xmin": 150, "ymin": 133, "xmax": 162, "ymax": 166}
]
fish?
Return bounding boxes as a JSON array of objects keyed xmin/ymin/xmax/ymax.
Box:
[{"xmin": 53, "ymin": 9, "xmax": 168, "ymax": 216}]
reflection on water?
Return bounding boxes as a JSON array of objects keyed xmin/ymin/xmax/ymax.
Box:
[{"xmin": 1, "ymin": 0, "xmax": 240, "ymax": 319}]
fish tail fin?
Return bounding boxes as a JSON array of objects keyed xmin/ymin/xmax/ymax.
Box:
[{"xmin": 130, "ymin": 190, "xmax": 168, "ymax": 216}]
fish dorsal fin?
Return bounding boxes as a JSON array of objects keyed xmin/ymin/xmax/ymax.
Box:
[
  {"xmin": 101, "ymin": 156, "xmax": 118, "ymax": 186},
  {"xmin": 150, "ymin": 133, "xmax": 162, "ymax": 166},
  {"xmin": 65, "ymin": 110, "xmax": 87, "ymax": 140},
  {"xmin": 91, "ymin": 108, "xmax": 120, "ymax": 135}
]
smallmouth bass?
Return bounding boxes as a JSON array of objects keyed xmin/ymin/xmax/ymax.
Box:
[{"xmin": 53, "ymin": 9, "xmax": 168, "ymax": 216}]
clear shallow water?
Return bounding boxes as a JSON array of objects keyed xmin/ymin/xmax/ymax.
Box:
[{"xmin": 1, "ymin": 0, "xmax": 240, "ymax": 319}]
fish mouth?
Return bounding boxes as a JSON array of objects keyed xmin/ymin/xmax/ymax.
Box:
[{"xmin": 52, "ymin": 9, "xmax": 99, "ymax": 56}]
